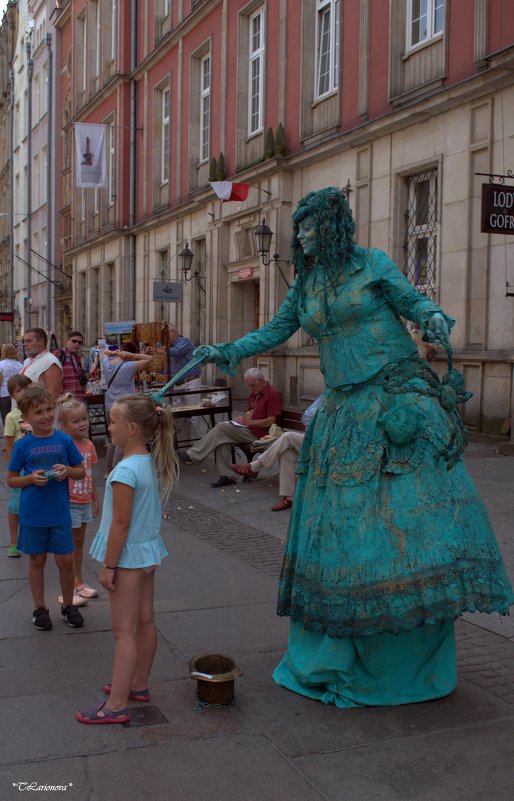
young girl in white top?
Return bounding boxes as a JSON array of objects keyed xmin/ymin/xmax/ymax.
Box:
[{"xmin": 76, "ymin": 394, "xmax": 178, "ymax": 724}]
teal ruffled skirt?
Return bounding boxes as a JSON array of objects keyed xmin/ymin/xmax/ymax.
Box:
[{"xmin": 274, "ymin": 357, "xmax": 513, "ymax": 705}]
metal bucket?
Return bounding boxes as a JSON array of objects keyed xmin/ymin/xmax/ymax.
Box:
[{"xmin": 189, "ymin": 654, "xmax": 241, "ymax": 706}]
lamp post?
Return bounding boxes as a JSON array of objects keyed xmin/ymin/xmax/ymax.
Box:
[
  {"xmin": 178, "ymin": 241, "xmax": 194, "ymax": 280},
  {"xmin": 252, "ymin": 218, "xmax": 291, "ymax": 288}
]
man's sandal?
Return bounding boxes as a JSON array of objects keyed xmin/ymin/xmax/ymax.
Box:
[
  {"xmin": 271, "ymin": 497, "xmax": 293, "ymax": 512},
  {"xmin": 103, "ymin": 683, "xmax": 151, "ymax": 702},
  {"xmin": 75, "ymin": 583, "xmax": 98, "ymax": 599},
  {"xmin": 76, "ymin": 701, "xmax": 130, "ymax": 724},
  {"xmin": 231, "ymin": 463, "xmax": 257, "ymax": 477}
]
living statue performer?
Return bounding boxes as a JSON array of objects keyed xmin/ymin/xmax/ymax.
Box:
[{"xmin": 195, "ymin": 187, "xmax": 513, "ymax": 708}]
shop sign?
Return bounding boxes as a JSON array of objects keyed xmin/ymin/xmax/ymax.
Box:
[
  {"xmin": 0, "ymin": 311, "xmax": 14, "ymax": 321},
  {"xmin": 481, "ymin": 184, "xmax": 514, "ymax": 234},
  {"xmin": 153, "ymin": 281, "xmax": 183, "ymax": 302},
  {"xmin": 104, "ymin": 320, "xmax": 135, "ymax": 335},
  {"xmin": 237, "ymin": 268, "xmax": 253, "ymax": 280}
]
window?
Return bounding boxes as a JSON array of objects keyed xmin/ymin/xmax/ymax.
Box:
[
  {"xmin": 105, "ymin": 262, "xmax": 115, "ymax": 322},
  {"xmin": 161, "ymin": 87, "xmax": 170, "ymax": 183},
  {"xmin": 248, "ymin": 8, "xmax": 265, "ymax": 135},
  {"xmin": 316, "ymin": 0, "xmax": 339, "ymax": 99},
  {"xmin": 42, "ymin": 146, "xmax": 48, "ymax": 203},
  {"xmin": 200, "ymin": 54, "xmax": 210, "ymax": 162},
  {"xmin": 111, "ymin": 0, "xmax": 116, "ymax": 61},
  {"xmin": 407, "ymin": 0, "xmax": 444, "ymax": 51},
  {"xmin": 33, "ymin": 154, "xmax": 39, "ymax": 208},
  {"xmin": 108, "ymin": 122, "xmax": 115, "ymax": 205},
  {"xmin": 403, "ymin": 169, "xmax": 438, "ymax": 298},
  {"xmin": 41, "ymin": 63, "xmax": 48, "ymax": 116},
  {"xmin": 33, "ymin": 74, "xmax": 40, "ymax": 123}
]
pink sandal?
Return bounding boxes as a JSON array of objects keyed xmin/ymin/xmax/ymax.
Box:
[
  {"xmin": 76, "ymin": 701, "xmax": 130, "ymax": 725},
  {"xmin": 75, "ymin": 583, "xmax": 98, "ymax": 599}
]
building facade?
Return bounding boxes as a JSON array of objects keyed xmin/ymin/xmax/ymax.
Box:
[
  {"xmin": 48, "ymin": 1, "xmax": 514, "ymax": 433},
  {"xmin": 0, "ymin": 1, "xmax": 17, "ymax": 342}
]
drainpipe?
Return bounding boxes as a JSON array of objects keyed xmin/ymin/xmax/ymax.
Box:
[
  {"xmin": 128, "ymin": 0, "xmax": 137, "ymax": 320},
  {"xmin": 45, "ymin": 32, "xmax": 52, "ymax": 332},
  {"xmin": 9, "ymin": 67, "xmax": 14, "ymax": 341},
  {"xmin": 26, "ymin": 36, "xmax": 33, "ymax": 331}
]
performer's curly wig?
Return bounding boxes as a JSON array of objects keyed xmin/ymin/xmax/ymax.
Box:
[{"xmin": 291, "ymin": 187, "xmax": 356, "ymax": 301}]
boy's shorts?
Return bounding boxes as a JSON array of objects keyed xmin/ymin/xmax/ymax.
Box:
[
  {"xmin": 7, "ymin": 487, "xmax": 21, "ymax": 516},
  {"xmin": 18, "ymin": 525, "xmax": 74, "ymax": 555},
  {"xmin": 70, "ymin": 502, "xmax": 93, "ymax": 529}
]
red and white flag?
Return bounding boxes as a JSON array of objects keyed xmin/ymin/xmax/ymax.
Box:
[{"xmin": 209, "ymin": 181, "xmax": 250, "ymax": 202}]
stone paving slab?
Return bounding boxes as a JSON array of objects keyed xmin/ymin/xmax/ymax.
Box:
[
  {"xmin": 84, "ymin": 734, "xmax": 326, "ymax": 801},
  {"xmin": 294, "ymin": 716, "xmax": 514, "ymax": 801},
  {"xmin": 0, "ymin": 759, "xmax": 86, "ymax": 801},
  {"xmin": 156, "ymin": 602, "xmax": 289, "ymax": 657},
  {"xmin": 227, "ymin": 648, "xmax": 513, "ymax": 759}
]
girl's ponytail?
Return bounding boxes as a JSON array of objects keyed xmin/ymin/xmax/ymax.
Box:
[{"xmin": 152, "ymin": 406, "xmax": 178, "ymax": 505}]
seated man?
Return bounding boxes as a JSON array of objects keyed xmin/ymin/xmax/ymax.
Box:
[
  {"xmin": 231, "ymin": 430, "xmax": 305, "ymax": 512},
  {"xmin": 185, "ymin": 367, "xmax": 282, "ymax": 488}
]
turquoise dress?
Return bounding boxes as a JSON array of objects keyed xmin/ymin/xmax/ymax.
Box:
[{"xmin": 206, "ymin": 247, "xmax": 513, "ymax": 707}]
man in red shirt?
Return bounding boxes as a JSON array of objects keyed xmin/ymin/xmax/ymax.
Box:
[
  {"xmin": 53, "ymin": 331, "xmax": 87, "ymax": 400},
  {"xmin": 185, "ymin": 367, "xmax": 282, "ymax": 487}
]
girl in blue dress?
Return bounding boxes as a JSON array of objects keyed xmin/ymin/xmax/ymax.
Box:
[
  {"xmin": 77, "ymin": 395, "xmax": 178, "ymax": 724},
  {"xmin": 196, "ymin": 187, "xmax": 513, "ymax": 708}
]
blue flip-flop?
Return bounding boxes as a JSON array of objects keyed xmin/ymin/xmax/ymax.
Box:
[{"xmin": 76, "ymin": 701, "xmax": 130, "ymax": 724}]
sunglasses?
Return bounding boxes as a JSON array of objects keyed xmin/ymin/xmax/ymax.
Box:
[{"xmin": 70, "ymin": 339, "xmax": 83, "ymax": 344}]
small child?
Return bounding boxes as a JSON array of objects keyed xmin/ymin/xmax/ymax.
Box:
[
  {"xmin": 4, "ymin": 374, "xmax": 32, "ymax": 557},
  {"xmin": 58, "ymin": 394, "xmax": 100, "ymax": 606},
  {"xmin": 7, "ymin": 384, "xmax": 86, "ymax": 631},
  {"xmin": 76, "ymin": 394, "xmax": 178, "ymax": 724}
]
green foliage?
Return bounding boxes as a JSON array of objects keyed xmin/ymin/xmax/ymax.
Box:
[
  {"xmin": 208, "ymin": 157, "xmax": 217, "ymax": 181},
  {"xmin": 264, "ymin": 127, "xmax": 275, "ymax": 160},
  {"xmin": 275, "ymin": 123, "xmax": 286, "ymax": 156},
  {"xmin": 215, "ymin": 153, "xmax": 225, "ymax": 180}
]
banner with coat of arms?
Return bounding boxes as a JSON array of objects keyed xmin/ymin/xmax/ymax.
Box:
[{"xmin": 74, "ymin": 123, "xmax": 107, "ymax": 188}]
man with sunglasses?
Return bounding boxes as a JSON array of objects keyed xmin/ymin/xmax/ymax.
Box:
[{"xmin": 53, "ymin": 331, "xmax": 88, "ymax": 400}]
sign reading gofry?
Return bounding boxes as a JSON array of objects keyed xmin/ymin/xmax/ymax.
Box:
[{"xmin": 481, "ymin": 184, "xmax": 514, "ymax": 234}]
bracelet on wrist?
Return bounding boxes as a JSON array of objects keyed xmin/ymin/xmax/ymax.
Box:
[{"xmin": 104, "ymin": 565, "xmax": 117, "ymax": 570}]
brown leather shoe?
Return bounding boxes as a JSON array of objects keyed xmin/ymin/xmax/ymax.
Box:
[
  {"xmin": 231, "ymin": 463, "xmax": 257, "ymax": 477},
  {"xmin": 271, "ymin": 497, "xmax": 293, "ymax": 512}
]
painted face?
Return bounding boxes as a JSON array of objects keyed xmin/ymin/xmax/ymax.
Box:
[
  {"xmin": 62, "ymin": 408, "xmax": 89, "ymax": 440},
  {"xmin": 108, "ymin": 403, "xmax": 132, "ymax": 449},
  {"xmin": 24, "ymin": 401, "xmax": 55, "ymax": 436},
  {"xmin": 23, "ymin": 332, "xmax": 45, "ymax": 357},
  {"xmin": 297, "ymin": 216, "xmax": 319, "ymax": 259}
]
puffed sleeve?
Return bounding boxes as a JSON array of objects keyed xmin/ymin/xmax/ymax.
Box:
[
  {"xmin": 197, "ymin": 284, "xmax": 301, "ymax": 376},
  {"xmin": 373, "ymin": 250, "xmax": 455, "ymax": 335}
]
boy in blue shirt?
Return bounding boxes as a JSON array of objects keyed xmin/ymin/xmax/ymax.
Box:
[{"xmin": 8, "ymin": 384, "xmax": 86, "ymax": 630}]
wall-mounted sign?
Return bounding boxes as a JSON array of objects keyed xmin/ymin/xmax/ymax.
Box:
[
  {"xmin": 0, "ymin": 311, "xmax": 14, "ymax": 321},
  {"xmin": 153, "ymin": 281, "xmax": 183, "ymax": 302},
  {"xmin": 104, "ymin": 320, "xmax": 135, "ymax": 335},
  {"xmin": 237, "ymin": 268, "xmax": 254, "ymax": 280},
  {"xmin": 481, "ymin": 184, "xmax": 514, "ymax": 235}
]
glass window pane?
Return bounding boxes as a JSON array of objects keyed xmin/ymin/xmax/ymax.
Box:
[
  {"xmin": 415, "ymin": 180, "xmax": 429, "ymax": 225},
  {"xmin": 434, "ymin": 0, "xmax": 445, "ymax": 33}
]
